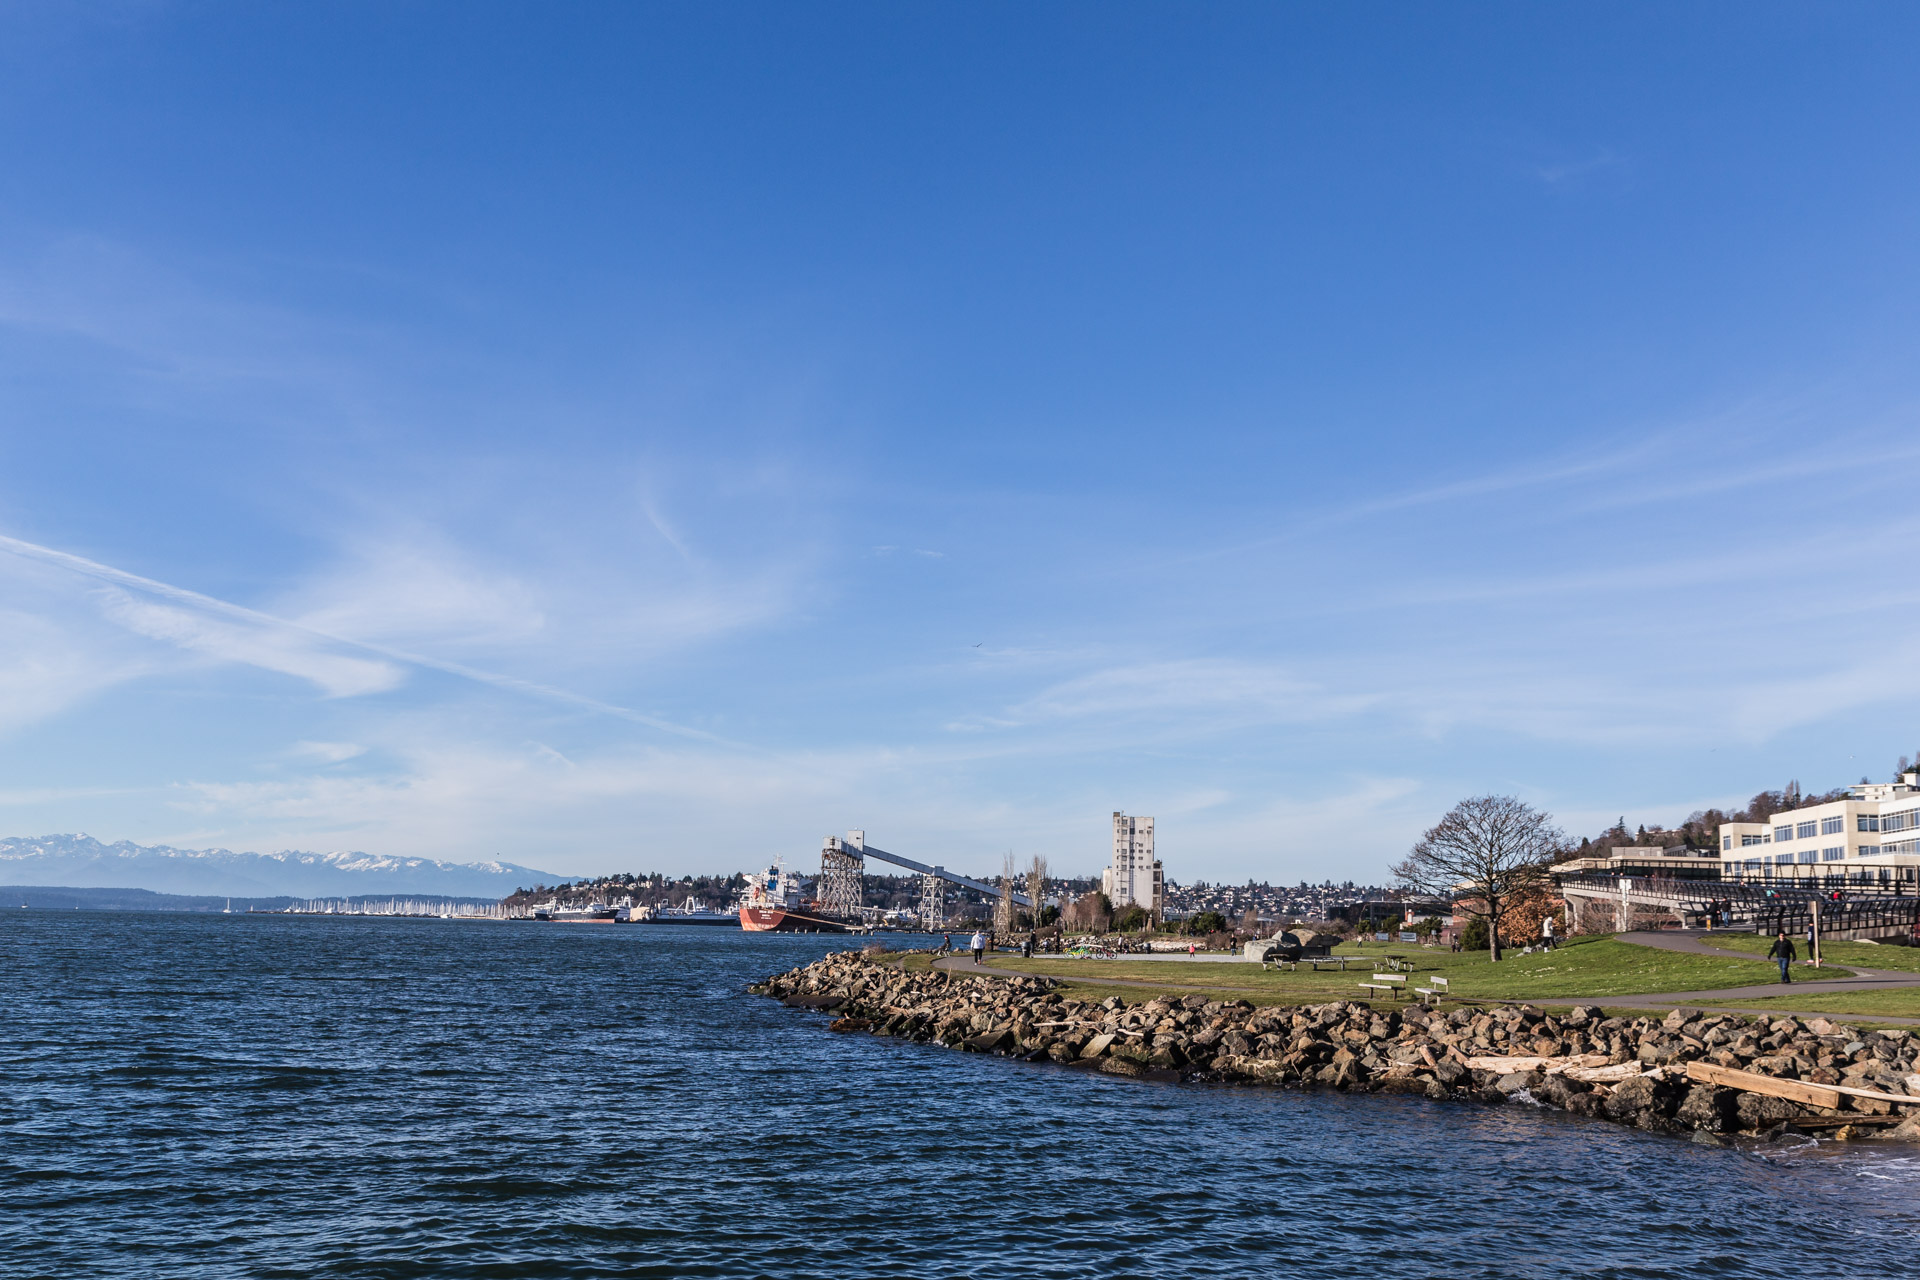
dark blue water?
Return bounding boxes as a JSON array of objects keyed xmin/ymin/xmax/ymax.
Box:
[{"xmin": 3, "ymin": 913, "xmax": 1915, "ymax": 1278}]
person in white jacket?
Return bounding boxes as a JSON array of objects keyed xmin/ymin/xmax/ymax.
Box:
[
  {"xmin": 1540, "ymin": 914, "xmax": 1556, "ymax": 951},
  {"xmin": 970, "ymin": 930, "xmax": 985, "ymax": 965}
]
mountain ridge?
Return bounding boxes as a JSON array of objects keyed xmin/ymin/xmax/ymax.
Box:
[{"xmin": 0, "ymin": 834, "xmax": 568, "ymax": 899}]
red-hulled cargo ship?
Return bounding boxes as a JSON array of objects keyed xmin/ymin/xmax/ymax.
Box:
[{"xmin": 738, "ymin": 863, "xmax": 855, "ymax": 933}]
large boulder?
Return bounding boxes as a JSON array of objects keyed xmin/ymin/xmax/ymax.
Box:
[
  {"xmin": 1603, "ymin": 1074, "xmax": 1677, "ymax": 1120},
  {"xmin": 1537, "ymin": 1074, "xmax": 1588, "ymax": 1109},
  {"xmin": 1673, "ymin": 1085, "xmax": 1737, "ymax": 1132},
  {"xmin": 1870, "ymin": 1112, "xmax": 1920, "ymax": 1141},
  {"xmin": 1735, "ymin": 1092, "xmax": 1806, "ymax": 1130},
  {"xmin": 1496, "ymin": 1070, "xmax": 1547, "ymax": 1095}
]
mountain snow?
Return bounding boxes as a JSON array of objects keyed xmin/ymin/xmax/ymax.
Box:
[{"xmin": 0, "ymin": 834, "xmax": 566, "ymax": 899}]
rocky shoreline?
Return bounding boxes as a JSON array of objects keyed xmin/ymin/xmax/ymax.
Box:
[{"xmin": 753, "ymin": 950, "xmax": 1920, "ymax": 1142}]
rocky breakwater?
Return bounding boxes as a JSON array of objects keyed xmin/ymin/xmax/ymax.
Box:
[{"xmin": 752, "ymin": 951, "xmax": 1920, "ymax": 1142}]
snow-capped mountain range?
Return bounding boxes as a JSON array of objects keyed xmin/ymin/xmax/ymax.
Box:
[{"xmin": 0, "ymin": 834, "xmax": 565, "ymax": 899}]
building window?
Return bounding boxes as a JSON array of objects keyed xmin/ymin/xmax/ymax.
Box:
[
  {"xmin": 1774, "ymin": 853, "xmax": 1794, "ymax": 865},
  {"xmin": 1796, "ymin": 821, "xmax": 1817, "ymax": 840},
  {"xmin": 1774, "ymin": 825, "xmax": 1792, "ymax": 842},
  {"xmin": 1722, "ymin": 835, "xmax": 1732, "ymax": 851},
  {"xmin": 1822, "ymin": 846, "xmax": 1844, "ymax": 861},
  {"xmin": 1742, "ymin": 834, "xmax": 1764, "ymax": 847},
  {"xmin": 1821, "ymin": 815, "xmax": 1843, "ymax": 835},
  {"xmin": 1859, "ymin": 844, "xmax": 1882, "ymax": 857},
  {"xmin": 1744, "ymin": 858, "xmax": 1762, "ymax": 870},
  {"xmin": 1860, "ymin": 814, "xmax": 1881, "ymax": 832},
  {"xmin": 1796, "ymin": 851, "xmax": 1816, "ymax": 864}
]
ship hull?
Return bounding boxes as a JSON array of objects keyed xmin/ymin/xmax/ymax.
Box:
[{"xmin": 739, "ymin": 906, "xmax": 854, "ymax": 933}]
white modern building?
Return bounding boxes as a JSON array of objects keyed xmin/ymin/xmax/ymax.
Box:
[
  {"xmin": 1717, "ymin": 772, "xmax": 1920, "ymax": 888},
  {"xmin": 1103, "ymin": 811, "xmax": 1164, "ymax": 914}
]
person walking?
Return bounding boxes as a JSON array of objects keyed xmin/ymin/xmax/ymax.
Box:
[
  {"xmin": 940, "ymin": 933, "xmax": 951, "ymax": 956},
  {"xmin": 970, "ymin": 929, "xmax": 985, "ymax": 966},
  {"xmin": 1767, "ymin": 930, "xmax": 1797, "ymax": 984},
  {"xmin": 1540, "ymin": 914, "xmax": 1556, "ymax": 951}
]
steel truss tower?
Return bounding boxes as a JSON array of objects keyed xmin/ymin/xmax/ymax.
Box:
[
  {"xmin": 818, "ymin": 845, "xmax": 864, "ymax": 920},
  {"xmin": 918, "ymin": 871, "xmax": 945, "ymax": 931}
]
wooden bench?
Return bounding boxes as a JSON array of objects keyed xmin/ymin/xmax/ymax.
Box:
[
  {"xmin": 1414, "ymin": 975, "xmax": 1449, "ymax": 1002},
  {"xmin": 1358, "ymin": 974, "xmax": 1407, "ymax": 1000},
  {"xmin": 1261, "ymin": 955, "xmax": 1350, "ymax": 972}
]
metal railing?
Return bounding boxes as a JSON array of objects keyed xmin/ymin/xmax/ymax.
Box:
[
  {"xmin": 1556, "ymin": 873, "xmax": 1920, "ymax": 941},
  {"xmin": 1751, "ymin": 896, "xmax": 1920, "ymax": 944}
]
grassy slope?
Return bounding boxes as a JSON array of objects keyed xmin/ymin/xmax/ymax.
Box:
[
  {"xmin": 1688, "ymin": 932, "xmax": 1920, "ymax": 972},
  {"xmin": 989, "ymin": 934, "xmax": 1830, "ymax": 1005},
  {"xmin": 1705, "ymin": 989, "xmax": 1920, "ymax": 1017}
]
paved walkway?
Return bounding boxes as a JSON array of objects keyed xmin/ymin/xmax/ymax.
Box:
[{"xmin": 1573, "ymin": 930, "xmax": 1920, "ymax": 1024}]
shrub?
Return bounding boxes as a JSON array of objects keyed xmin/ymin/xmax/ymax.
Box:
[
  {"xmin": 1460, "ymin": 917, "xmax": 1490, "ymax": 952},
  {"xmin": 1185, "ymin": 911, "xmax": 1228, "ymax": 936}
]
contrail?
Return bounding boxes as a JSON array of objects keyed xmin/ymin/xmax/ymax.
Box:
[{"xmin": 0, "ymin": 532, "xmax": 732, "ymax": 745}]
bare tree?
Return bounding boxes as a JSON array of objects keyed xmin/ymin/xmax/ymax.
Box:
[
  {"xmin": 1393, "ymin": 795, "xmax": 1563, "ymax": 963},
  {"xmin": 1026, "ymin": 854, "xmax": 1049, "ymax": 926},
  {"xmin": 994, "ymin": 850, "xmax": 1016, "ymax": 938}
]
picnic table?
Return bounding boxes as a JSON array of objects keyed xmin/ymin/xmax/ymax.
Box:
[
  {"xmin": 1261, "ymin": 954, "xmax": 1351, "ymax": 972},
  {"xmin": 1381, "ymin": 954, "xmax": 1414, "ymax": 972}
]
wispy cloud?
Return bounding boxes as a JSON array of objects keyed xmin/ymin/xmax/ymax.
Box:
[
  {"xmin": 1005, "ymin": 659, "xmax": 1377, "ymax": 728},
  {"xmin": 100, "ymin": 588, "xmax": 406, "ymax": 698},
  {"xmin": 290, "ymin": 741, "xmax": 367, "ymax": 765},
  {"xmin": 0, "ymin": 531, "xmax": 732, "ymax": 742},
  {"xmin": 1535, "ymin": 148, "xmax": 1630, "ymax": 189}
]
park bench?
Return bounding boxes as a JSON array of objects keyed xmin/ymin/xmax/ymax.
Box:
[
  {"xmin": 1414, "ymin": 975, "xmax": 1449, "ymax": 1002},
  {"xmin": 1358, "ymin": 974, "xmax": 1407, "ymax": 1001}
]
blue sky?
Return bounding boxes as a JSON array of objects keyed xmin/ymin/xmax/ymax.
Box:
[{"xmin": 2, "ymin": 4, "xmax": 1918, "ymax": 884}]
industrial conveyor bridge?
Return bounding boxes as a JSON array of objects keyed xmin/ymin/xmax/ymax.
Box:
[{"xmin": 818, "ymin": 831, "xmax": 1031, "ymax": 931}]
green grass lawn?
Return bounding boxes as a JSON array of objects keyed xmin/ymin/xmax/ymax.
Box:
[
  {"xmin": 1705, "ymin": 989, "xmax": 1920, "ymax": 1018},
  {"xmin": 1686, "ymin": 932, "xmax": 1920, "ymax": 973},
  {"xmin": 988, "ymin": 934, "xmax": 1830, "ymax": 1005}
]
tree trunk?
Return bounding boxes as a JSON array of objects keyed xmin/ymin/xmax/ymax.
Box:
[{"xmin": 1488, "ymin": 895, "xmax": 1501, "ymax": 963}]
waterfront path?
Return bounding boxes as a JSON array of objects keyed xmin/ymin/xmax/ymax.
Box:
[
  {"xmin": 934, "ymin": 932, "xmax": 1920, "ymax": 1026},
  {"xmin": 1568, "ymin": 930, "xmax": 1920, "ymax": 1024}
]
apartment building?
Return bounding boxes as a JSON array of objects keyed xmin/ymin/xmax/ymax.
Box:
[
  {"xmin": 1103, "ymin": 811, "xmax": 1164, "ymax": 914},
  {"xmin": 1717, "ymin": 772, "xmax": 1920, "ymax": 886}
]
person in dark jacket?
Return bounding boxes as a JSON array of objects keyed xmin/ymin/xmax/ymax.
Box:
[{"xmin": 1766, "ymin": 930, "xmax": 1797, "ymax": 983}]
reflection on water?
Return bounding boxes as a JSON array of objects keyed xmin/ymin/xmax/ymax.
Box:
[{"xmin": 2, "ymin": 913, "xmax": 1915, "ymax": 1278}]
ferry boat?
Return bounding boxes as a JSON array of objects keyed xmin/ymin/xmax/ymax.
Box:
[
  {"xmin": 645, "ymin": 897, "xmax": 740, "ymax": 926},
  {"xmin": 530, "ymin": 900, "xmax": 620, "ymax": 923},
  {"xmin": 738, "ymin": 862, "xmax": 853, "ymax": 933}
]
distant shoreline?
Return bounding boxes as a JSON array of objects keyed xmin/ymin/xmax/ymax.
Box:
[{"xmin": 1, "ymin": 884, "xmax": 505, "ymax": 914}]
